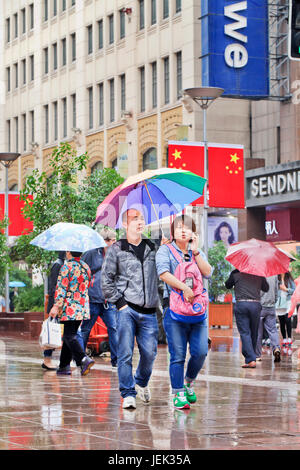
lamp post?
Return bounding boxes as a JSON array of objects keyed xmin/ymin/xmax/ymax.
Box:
[
  {"xmin": 183, "ymin": 87, "xmax": 224, "ymax": 257},
  {"xmin": 0, "ymin": 153, "xmax": 21, "ymax": 312}
]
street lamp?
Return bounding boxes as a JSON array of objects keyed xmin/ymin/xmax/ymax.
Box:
[
  {"xmin": 0, "ymin": 153, "xmax": 21, "ymax": 313},
  {"xmin": 183, "ymin": 87, "xmax": 224, "ymax": 257}
]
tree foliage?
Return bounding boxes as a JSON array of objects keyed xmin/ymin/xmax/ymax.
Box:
[{"xmin": 208, "ymin": 241, "xmax": 232, "ymax": 302}]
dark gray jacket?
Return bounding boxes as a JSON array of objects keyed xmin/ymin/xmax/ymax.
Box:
[
  {"xmin": 260, "ymin": 275, "xmax": 278, "ymax": 307},
  {"xmin": 101, "ymin": 238, "xmax": 158, "ymax": 310},
  {"xmin": 81, "ymin": 248, "xmax": 104, "ymax": 303}
]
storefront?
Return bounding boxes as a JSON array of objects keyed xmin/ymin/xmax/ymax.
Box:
[{"xmin": 246, "ymin": 161, "xmax": 300, "ymax": 254}]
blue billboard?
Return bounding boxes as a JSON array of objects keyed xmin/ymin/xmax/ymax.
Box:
[{"xmin": 201, "ymin": 0, "xmax": 269, "ymax": 98}]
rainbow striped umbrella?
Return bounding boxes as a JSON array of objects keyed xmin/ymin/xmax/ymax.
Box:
[{"xmin": 95, "ymin": 168, "xmax": 206, "ymax": 228}]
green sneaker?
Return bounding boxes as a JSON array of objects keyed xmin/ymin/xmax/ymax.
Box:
[
  {"xmin": 173, "ymin": 392, "xmax": 190, "ymax": 410},
  {"xmin": 184, "ymin": 383, "xmax": 197, "ymax": 404}
]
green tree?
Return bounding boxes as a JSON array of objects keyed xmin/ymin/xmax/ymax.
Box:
[
  {"xmin": 208, "ymin": 241, "xmax": 232, "ymax": 302},
  {"xmin": 291, "ymin": 252, "xmax": 300, "ymax": 279}
]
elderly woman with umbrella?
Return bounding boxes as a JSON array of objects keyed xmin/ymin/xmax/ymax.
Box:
[
  {"xmin": 225, "ymin": 239, "xmax": 292, "ymax": 368},
  {"xmin": 31, "ymin": 222, "xmax": 107, "ymax": 376}
]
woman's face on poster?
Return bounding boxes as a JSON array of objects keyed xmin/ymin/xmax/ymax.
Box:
[{"xmin": 219, "ymin": 226, "xmax": 231, "ymax": 243}]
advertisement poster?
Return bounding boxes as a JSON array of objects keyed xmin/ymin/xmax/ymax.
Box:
[{"xmin": 207, "ymin": 216, "xmax": 238, "ymax": 248}]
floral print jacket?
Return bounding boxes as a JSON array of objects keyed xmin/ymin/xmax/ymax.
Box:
[{"xmin": 54, "ymin": 257, "xmax": 91, "ymax": 321}]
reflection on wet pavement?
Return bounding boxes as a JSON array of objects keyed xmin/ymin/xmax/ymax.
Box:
[{"xmin": 0, "ymin": 327, "xmax": 300, "ymax": 450}]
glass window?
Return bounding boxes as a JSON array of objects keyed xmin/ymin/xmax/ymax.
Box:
[
  {"xmin": 71, "ymin": 33, "xmax": 76, "ymax": 61},
  {"xmin": 176, "ymin": 0, "xmax": 181, "ymax": 13},
  {"xmin": 109, "ymin": 14, "xmax": 114, "ymax": 44},
  {"xmin": 112, "ymin": 158, "xmax": 118, "ymax": 170},
  {"xmin": 62, "ymin": 97, "xmax": 67, "ymax": 137},
  {"xmin": 30, "ymin": 55, "xmax": 34, "ymax": 81},
  {"xmin": 6, "ymin": 67, "xmax": 11, "ymax": 92},
  {"xmin": 6, "ymin": 18, "xmax": 10, "ymax": 43},
  {"xmin": 176, "ymin": 51, "xmax": 182, "ymax": 99},
  {"xmin": 44, "ymin": 47, "xmax": 49, "ymax": 74},
  {"xmin": 140, "ymin": 66, "xmax": 145, "ymax": 112},
  {"xmin": 163, "ymin": 0, "xmax": 169, "ymax": 19},
  {"xmin": 91, "ymin": 161, "xmax": 103, "ymax": 173},
  {"xmin": 53, "ymin": 0, "xmax": 57, "ymax": 16},
  {"xmin": 71, "ymin": 94, "xmax": 76, "ymax": 128},
  {"xmin": 7, "ymin": 120, "xmax": 11, "ymax": 152},
  {"xmin": 62, "ymin": 38, "xmax": 67, "ymax": 66},
  {"xmin": 164, "ymin": 57, "xmax": 169, "ymax": 104},
  {"xmin": 44, "ymin": 0, "xmax": 49, "ymax": 21},
  {"xmin": 44, "ymin": 105, "xmax": 49, "ymax": 143},
  {"xmin": 120, "ymin": 74, "xmax": 126, "ymax": 112},
  {"xmin": 99, "ymin": 83, "xmax": 104, "ymax": 125},
  {"xmin": 22, "ymin": 59, "xmax": 26, "ymax": 85},
  {"xmin": 151, "ymin": 0, "xmax": 156, "ymax": 25},
  {"xmin": 14, "ymin": 63, "xmax": 18, "ymax": 89},
  {"xmin": 53, "ymin": 101, "xmax": 58, "ymax": 140},
  {"xmin": 143, "ymin": 148, "xmax": 157, "ymax": 170},
  {"xmin": 120, "ymin": 10, "xmax": 125, "ymax": 39},
  {"xmin": 88, "ymin": 87, "xmax": 93, "ymax": 129},
  {"xmin": 98, "ymin": 19, "xmax": 103, "ymax": 49},
  {"xmin": 109, "ymin": 79, "xmax": 115, "ymax": 122},
  {"xmin": 22, "ymin": 9, "xmax": 26, "ymax": 34},
  {"xmin": 87, "ymin": 24, "xmax": 93, "ymax": 54},
  {"xmin": 22, "ymin": 114, "xmax": 27, "ymax": 151},
  {"xmin": 139, "ymin": 0, "xmax": 145, "ymax": 30},
  {"xmin": 53, "ymin": 43, "xmax": 58, "ymax": 70},
  {"xmin": 152, "ymin": 62, "xmax": 157, "ymax": 108},
  {"xmin": 15, "ymin": 117, "xmax": 19, "ymax": 152},
  {"xmin": 62, "ymin": 0, "xmax": 67, "ymax": 11},
  {"xmin": 29, "ymin": 4, "xmax": 34, "ymax": 29},
  {"xmin": 30, "ymin": 110, "xmax": 34, "ymax": 142}
]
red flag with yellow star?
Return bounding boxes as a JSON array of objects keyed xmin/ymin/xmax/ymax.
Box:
[
  {"xmin": 167, "ymin": 141, "xmax": 205, "ymax": 205},
  {"xmin": 208, "ymin": 144, "xmax": 245, "ymax": 208}
]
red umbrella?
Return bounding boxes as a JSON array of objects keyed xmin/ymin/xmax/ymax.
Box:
[{"xmin": 225, "ymin": 238, "xmax": 291, "ymax": 277}]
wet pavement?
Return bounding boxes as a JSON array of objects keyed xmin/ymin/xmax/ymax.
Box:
[{"xmin": 0, "ymin": 326, "xmax": 300, "ymax": 451}]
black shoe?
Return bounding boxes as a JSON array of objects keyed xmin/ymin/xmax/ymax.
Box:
[
  {"xmin": 273, "ymin": 348, "xmax": 281, "ymax": 363},
  {"xmin": 56, "ymin": 365, "xmax": 72, "ymax": 375},
  {"xmin": 81, "ymin": 356, "xmax": 95, "ymax": 376},
  {"xmin": 42, "ymin": 363, "xmax": 57, "ymax": 371}
]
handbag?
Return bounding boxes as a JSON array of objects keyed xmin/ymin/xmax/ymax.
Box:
[{"xmin": 39, "ymin": 317, "xmax": 62, "ymax": 350}]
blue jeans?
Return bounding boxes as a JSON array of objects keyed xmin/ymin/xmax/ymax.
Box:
[
  {"xmin": 77, "ymin": 302, "xmax": 118, "ymax": 366},
  {"xmin": 234, "ymin": 301, "xmax": 262, "ymax": 364},
  {"xmin": 256, "ymin": 306, "xmax": 280, "ymax": 357},
  {"xmin": 163, "ymin": 308, "xmax": 208, "ymax": 394},
  {"xmin": 117, "ymin": 305, "xmax": 158, "ymax": 398}
]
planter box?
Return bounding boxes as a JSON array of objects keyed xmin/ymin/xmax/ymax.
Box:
[{"xmin": 209, "ymin": 302, "xmax": 233, "ymax": 328}]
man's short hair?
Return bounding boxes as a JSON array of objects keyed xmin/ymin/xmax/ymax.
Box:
[
  {"xmin": 100, "ymin": 228, "xmax": 116, "ymax": 241},
  {"xmin": 121, "ymin": 208, "xmax": 143, "ymax": 224}
]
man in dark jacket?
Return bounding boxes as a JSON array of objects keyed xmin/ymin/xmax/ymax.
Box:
[
  {"xmin": 76, "ymin": 247, "xmax": 118, "ymax": 368},
  {"xmin": 225, "ymin": 269, "xmax": 269, "ymax": 368},
  {"xmin": 101, "ymin": 208, "xmax": 159, "ymax": 410},
  {"xmin": 42, "ymin": 251, "xmax": 65, "ymax": 370}
]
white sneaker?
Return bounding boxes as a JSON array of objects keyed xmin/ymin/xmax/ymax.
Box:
[
  {"xmin": 122, "ymin": 396, "xmax": 136, "ymax": 409},
  {"xmin": 136, "ymin": 384, "xmax": 151, "ymax": 403}
]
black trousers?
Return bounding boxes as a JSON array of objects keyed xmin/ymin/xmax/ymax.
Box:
[
  {"xmin": 59, "ymin": 320, "xmax": 85, "ymax": 368},
  {"xmin": 278, "ymin": 314, "xmax": 292, "ymax": 339}
]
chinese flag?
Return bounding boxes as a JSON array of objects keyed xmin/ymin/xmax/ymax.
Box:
[
  {"xmin": 168, "ymin": 142, "xmax": 205, "ymax": 205},
  {"xmin": 208, "ymin": 145, "xmax": 245, "ymax": 208},
  {"xmin": 0, "ymin": 193, "xmax": 33, "ymax": 236}
]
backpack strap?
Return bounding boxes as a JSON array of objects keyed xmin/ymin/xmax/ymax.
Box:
[{"xmin": 167, "ymin": 244, "xmax": 184, "ymax": 264}]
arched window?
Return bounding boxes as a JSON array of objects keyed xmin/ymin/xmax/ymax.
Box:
[
  {"xmin": 9, "ymin": 184, "xmax": 18, "ymax": 191},
  {"xmin": 143, "ymin": 147, "xmax": 157, "ymax": 170},
  {"xmin": 91, "ymin": 161, "xmax": 103, "ymax": 173},
  {"xmin": 111, "ymin": 158, "xmax": 118, "ymax": 170}
]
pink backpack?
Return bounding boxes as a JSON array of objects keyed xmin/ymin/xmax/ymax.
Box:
[{"xmin": 167, "ymin": 244, "xmax": 209, "ymax": 323}]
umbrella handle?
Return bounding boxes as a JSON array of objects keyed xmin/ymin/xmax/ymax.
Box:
[{"xmin": 143, "ymin": 181, "xmax": 166, "ymax": 238}]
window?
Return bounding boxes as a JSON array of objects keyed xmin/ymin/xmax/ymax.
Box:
[
  {"xmin": 44, "ymin": 105, "xmax": 49, "ymax": 143},
  {"xmin": 62, "ymin": 0, "xmax": 67, "ymax": 11},
  {"xmin": 44, "ymin": 0, "xmax": 49, "ymax": 21},
  {"xmin": 176, "ymin": 51, "xmax": 182, "ymax": 99},
  {"xmin": 98, "ymin": 20, "xmax": 103, "ymax": 49},
  {"xmin": 108, "ymin": 14, "xmax": 114, "ymax": 44},
  {"xmin": 71, "ymin": 33, "xmax": 76, "ymax": 61},
  {"xmin": 14, "ymin": 63, "xmax": 18, "ymax": 88},
  {"xmin": 88, "ymin": 87, "xmax": 93, "ymax": 129},
  {"xmin": 91, "ymin": 161, "xmax": 103, "ymax": 173},
  {"xmin": 22, "ymin": 59, "xmax": 26, "ymax": 85},
  {"xmin": 53, "ymin": 43, "xmax": 58, "ymax": 70},
  {"xmin": 22, "ymin": 114, "xmax": 27, "ymax": 151},
  {"xmin": 44, "ymin": 47, "xmax": 49, "ymax": 74},
  {"xmin": 62, "ymin": 97, "xmax": 67, "ymax": 137},
  {"xmin": 30, "ymin": 55, "xmax": 34, "ymax": 81},
  {"xmin": 120, "ymin": 74, "xmax": 126, "ymax": 112},
  {"xmin": 163, "ymin": 57, "xmax": 170, "ymax": 104},
  {"xmin": 21, "ymin": 9, "xmax": 26, "ymax": 34},
  {"xmin": 6, "ymin": 18, "xmax": 10, "ymax": 43},
  {"xmin": 99, "ymin": 83, "xmax": 104, "ymax": 125},
  {"xmin": 71, "ymin": 0, "xmax": 75, "ymax": 5},
  {"xmin": 53, "ymin": 101, "xmax": 58, "ymax": 140},
  {"xmin": 87, "ymin": 24, "xmax": 93, "ymax": 54},
  {"xmin": 53, "ymin": 0, "xmax": 58, "ymax": 16},
  {"xmin": 111, "ymin": 158, "xmax": 118, "ymax": 169},
  {"xmin": 71, "ymin": 94, "xmax": 76, "ymax": 128},
  {"xmin": 6, "ymin": 67, "xmax": 11, "ymax": 92},
  {"xmin": 29, "ymin": 4, "xmax": 34, "ymax": 29},
  {"xmin": 163, "ymin": 0, "xmax": 169, "ymax": 19},
  {"xmin": 143, "ymin": 148, "xmax": 157, "ymax": 170},
  {"xmin": 140, "ymin": 66, "xmax": 145, "ymax": 112},
  {"xmin": 7, "ymin": 120, "xmax": 11, "ymax": 152},
  {"xmin": 152, "ymin": 61, "xmax": 157, "ymax": 108},
  {"xmin": 30, "ymin": 111, "xmax": 34, "ymax": 142},
  {"xmin": 120, "ymin": 9, "xmax": 125, "ymax": 39},
  {"xmin": 14, "ymin": 13, "xmax": 18, "ymax": 38},
  {"xmin": 175, "ymin": 0, "xmax": 181, "ymax": 13},
  {"xmin": 139, "ymin": 0, "xmax": 145, "ymax": 30},
  {"xmin": 109, "ymin": 78, "xmax": 115, "ymax": 122},
  {"xmin": 61, "ymin": 38, "xmax": 67, "ymax": 66},
  {"xmin": 151, "ymin": 0, "xmax": 156, "ymax": 25}
]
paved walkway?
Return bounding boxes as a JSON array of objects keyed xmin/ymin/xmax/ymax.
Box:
[{"xmin": 0, "ymin": 328, "xmax": 300, "ymax": 450}]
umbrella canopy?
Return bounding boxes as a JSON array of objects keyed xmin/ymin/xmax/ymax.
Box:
[
  {"xmin": 225, "ymin": 238, "xmax": 291, "ymax": 277},
  {"xmin": 30, "ymin": 222, "xmax": 107, "ymax": 252},
  {"xmin": 95, "ymin": 167, "xmax": 206, "ymax": 228},
  {"xmin": 9, "ymin": 281, "xmax": 26, "ymax": 288}
]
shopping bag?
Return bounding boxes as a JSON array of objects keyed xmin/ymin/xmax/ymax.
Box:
[{"xmin": 39, "ymin": 317, "xmax": 62, "ymax": 350}]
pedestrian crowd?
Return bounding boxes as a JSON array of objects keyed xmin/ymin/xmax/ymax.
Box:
[{"xmin": 41, "ymin": 209, "xmax": 299, "ymax": 411}]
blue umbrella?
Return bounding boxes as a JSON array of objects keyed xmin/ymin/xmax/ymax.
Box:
[
  {"xmin": 9, "ymin": 281, "xmax": 26, "ymax": 288},
  {"xmin": 30, "ymin": 222, "xmax": 107, "ymax": 252}
]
